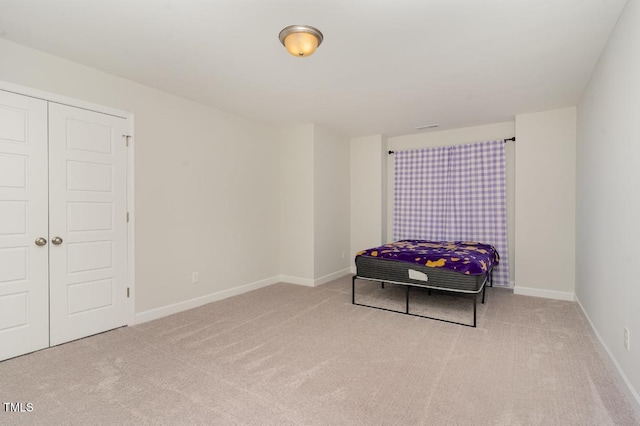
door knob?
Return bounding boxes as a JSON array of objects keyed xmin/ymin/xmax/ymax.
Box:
[
  {"xmin": 52, "ymin": 237, "xmax": 63, "ymax": 245},
  {"xmin": 35, "ymin": 237, "xmax": 47, "ymax": 246}
]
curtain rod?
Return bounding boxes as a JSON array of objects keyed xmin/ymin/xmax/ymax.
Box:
[{"xmin": 388, "ymin": 137, "xmax": 516, "ymax": 154}]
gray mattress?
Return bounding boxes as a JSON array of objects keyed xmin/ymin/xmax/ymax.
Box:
[{"xmin": 355, "ymin": 255, "xmax": 488, "ymax": 293}]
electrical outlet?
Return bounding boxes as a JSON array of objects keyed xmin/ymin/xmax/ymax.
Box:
[
  {"xmin": 192, "ymin": 272, "xmax": 199, "ymax": 283},
  {"xmin": 624, "ymin": 327, "xmax": 630, "ymax": 351}
]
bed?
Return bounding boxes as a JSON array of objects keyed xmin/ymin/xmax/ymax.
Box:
[{"xmin": 352, "ymin": 240, "xmax": 499, "ymax": 327}]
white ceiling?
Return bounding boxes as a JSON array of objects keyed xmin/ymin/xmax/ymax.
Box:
[{"xmin": 0, "ymin": 0, "xmax": 628, "ymax": 137}]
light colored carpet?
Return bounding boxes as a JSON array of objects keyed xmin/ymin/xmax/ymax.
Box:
[{"xmin": 1, "ymin": 276, "xmax": 639, "ymax": 425}]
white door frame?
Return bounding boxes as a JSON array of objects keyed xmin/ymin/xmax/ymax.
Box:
[{"xmin": 0, "ymin": 80, "xmax": 136, "ymax": 326}]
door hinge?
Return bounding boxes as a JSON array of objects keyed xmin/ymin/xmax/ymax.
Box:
[
  {"xmin": 126, "ymin": 212, "xmax": 130, "ymax": 223},
  {"xmin": 122, "ymin": 134, "xmax": 131, "ymax": 147},
  {"xmin": 127, "ymin": 287, "xmax": 130, "ymax": 298}
]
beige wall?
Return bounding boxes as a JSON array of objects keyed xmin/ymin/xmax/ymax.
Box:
[
  {"xmin": 313, "ymin": 125, "xmax": 351, "ymax": 280},
  {"xmin": 576, "ymin": 0, "xmax": 640, "ymax": 406},
  {"xmin": 278, "ymin": 124, "xmax": 315, "ymax": 282},
  {"xmin": 386, "ymin": 122, "xmax": 516, "ymax": 283},
  {"xmin": 279, "ymin": 123, "xmax": 352, "ymax": 284},
  {"xmin": 0, "ymin": 39, "xmax": 281, "ymax": 314},
  {"xmin": 514, "ymin": 107, "xmax": 576, "ymax": 298},
  {"xmin": 350, "ymin": 135, "xmax": 387, "ymax": 268}
]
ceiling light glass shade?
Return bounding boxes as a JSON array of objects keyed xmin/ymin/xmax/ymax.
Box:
[{"xmin": 279, "ymin": 25, "xmax": 323, "ymax": 57}]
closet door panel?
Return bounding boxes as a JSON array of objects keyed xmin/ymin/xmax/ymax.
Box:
[
  {"xmin": 0, "ymin": 90, "xmax": 49, "ymax": 361},
  {"xmin": 48, "ymin": 103, "xmax": 129, "ymax": 346}
]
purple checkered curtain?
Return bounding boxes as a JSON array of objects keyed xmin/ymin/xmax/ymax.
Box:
[{"xmin": 394, "ymin": 140, "xmax": 509, "ymax": 287}]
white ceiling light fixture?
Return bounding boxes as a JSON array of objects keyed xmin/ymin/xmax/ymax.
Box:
[{"xmin": 279, "ymin": 25, "xmax": 323, "ymax": 57}]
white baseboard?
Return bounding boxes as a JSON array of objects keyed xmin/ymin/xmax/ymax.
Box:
[
  {"xmin": 278, "ymin": 275, "xmax": 315, "ymax": 287},
  {"xmin": 279, "ymin": 268, "xmax": 352, "ymax": 287},
  {"xmin": 575, "ymin": 296, "xmax": 640, "ymax": 412},
  {"xmin": 134, "ymin": 276, "xmax": 280, "ymax": 324},
  {"xmin": 513, "ymin": 286, "xmax": 575, "ymax": 301},
  {"xmin": 135, "ymin": 268, "xmax": 352, "ymax": 325},
  {"xmin": 313, "ymin": 268, "xmax": 352, "ymax": 286}
]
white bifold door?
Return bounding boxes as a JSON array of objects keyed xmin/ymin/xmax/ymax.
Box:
[
  {"xmin": 0, "ymin": 90, "xmax": 130, "ymax": 361},
  {"xmin": 0, "ymin": 91, "xmax": 49, "ymax": 360}
]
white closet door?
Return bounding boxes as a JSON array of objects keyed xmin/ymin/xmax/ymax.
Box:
[
  {"xmin": 0, "ymin": 91, "xmax": 49, "ymax": 361},
  {"xmin": 48, "ymin": 103, "xmax": 129, "ymax": 346}
]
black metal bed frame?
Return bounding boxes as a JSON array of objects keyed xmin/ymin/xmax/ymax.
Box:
[{"xmin": 351, "ymin": 269, "xmax": 493, "ymax": 328}]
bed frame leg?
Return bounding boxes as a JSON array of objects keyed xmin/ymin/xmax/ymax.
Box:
[
  {"xmin": 473, "ymin": 295, "xmax": 477, "ymax": 328},
  {"xmin": 482, "ymin": 284, "xmax": 486, "ymax": 304},
  {"xmin": 405, "ymin": 286, "xmax": 411, "ymax": 314},
  {"xmin": 352, "ymin": 276, "xmax": 356, "ymax": 305}
]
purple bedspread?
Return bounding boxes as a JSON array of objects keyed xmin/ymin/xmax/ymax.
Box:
[{"xmin": 356, "ymin": 240, "xmax": 499, "ymax": 275}]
